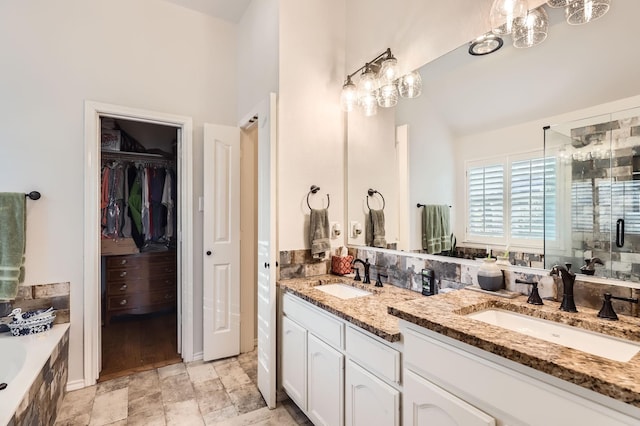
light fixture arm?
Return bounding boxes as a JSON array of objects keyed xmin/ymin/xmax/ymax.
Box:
[{"xmin": 345, "ymin": 48, "xmax": 393, "ymax": 81}]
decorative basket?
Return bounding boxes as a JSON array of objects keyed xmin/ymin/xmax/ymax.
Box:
[{"xmin": 7, "ymin": 307, "xmax": 56, "ymax": 336}]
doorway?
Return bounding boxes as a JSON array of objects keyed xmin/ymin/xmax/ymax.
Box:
[
  {"xmin": 84, "ymin": 101, "xmax": 194, "ymax": 387},
  {"xmin": 98, "ymin": 117, "xmax": 181, "ymax": 382}
]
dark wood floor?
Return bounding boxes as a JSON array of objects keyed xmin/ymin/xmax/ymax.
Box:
[{"xmin": 99, "ymin": 310, "xmax": 181, "ymax": 382}]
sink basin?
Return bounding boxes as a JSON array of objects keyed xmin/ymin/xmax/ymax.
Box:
[
  {"xmin": 315, "ymin": 283, "xmax": 372, "ymax": 299},
  {"xmin": 467, "ymin": 309, "xmax": 640, "ymax": 362}
]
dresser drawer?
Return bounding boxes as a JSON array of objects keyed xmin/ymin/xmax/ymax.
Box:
[
  {"xmin": 106, "ymin": 264, "xmax": 176, "ymax": 281},
  {"xmin": 283, "ymin": 292, "xmax": 344, "ymax": 349},
  {"xmin": 346, "ymin": 325, "xmax": 400, "ymax": 384},
  {"xmin": 107, "ymin": 289, "xmax": 175, "ymax": 311}
]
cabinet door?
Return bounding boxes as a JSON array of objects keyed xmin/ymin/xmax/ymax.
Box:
[
  {"xmin": 308, "ymin": 334, "xmax": 344, "ymax": 426},
  {"xmin": 282, "ymin": 316, "xmax": 307, "ymax": 411},
  {"xmin": 404, "ymin": 369, "xmax": 495, "ymax": 426},
  {"xmin": 345, "ymin": 360, "xmax": 399, "ymax": 426}
]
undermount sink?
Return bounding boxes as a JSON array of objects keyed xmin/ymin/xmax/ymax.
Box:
[
  {"xmin": 467, "ymin": 309, "xmax": 640, "ymax": 362},
  {"xmin": 315, "ymin": 283, "xmax": 372, "ymax": 299}
]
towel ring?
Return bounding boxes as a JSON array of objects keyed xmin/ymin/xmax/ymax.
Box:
[
  {"xmin": 367, "ymin": 189, "xmax": 385, "ymax": 210},
  {"xmin": 307, "ymin": 185, "xmax": 330, "ymax": 210}
]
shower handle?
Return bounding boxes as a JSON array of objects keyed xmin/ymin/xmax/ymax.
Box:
[{"xmin": 616, "ymin": 218, "xmax": 625, "ymax": 248}]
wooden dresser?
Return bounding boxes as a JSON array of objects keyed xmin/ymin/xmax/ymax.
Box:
[{"xmin": 104, "ymin": 251, "xmax": 177, "ymax": 325}]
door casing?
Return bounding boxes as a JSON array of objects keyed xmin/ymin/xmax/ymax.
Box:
[{"xmin": 83, "ymin": 101, "xmax": 194, "ymax": 387}]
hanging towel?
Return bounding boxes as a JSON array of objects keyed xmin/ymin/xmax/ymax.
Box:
[
  {"xmin": 309, "ymin": 208, "xmax": 330, "ymax": 259},
  {"xmin": 0, "ymin": 193, "xmax": 26, "ymax": 300},
  {"xmin": 366, "ymin": 209, "xmax": 387, "ymax": 248},
  {"xmin": 422, "ymin": 205, "xmax": 451, "ymax": 254}
]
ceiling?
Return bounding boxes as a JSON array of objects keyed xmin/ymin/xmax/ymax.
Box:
[{"xmin": 162, "ymin": 0, "xmax": 252, "ymax": 23}]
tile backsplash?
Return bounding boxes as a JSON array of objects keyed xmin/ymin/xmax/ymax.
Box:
[{"xmin": 278, "ymin": 248, "xmax": 640, "ymax": 317}]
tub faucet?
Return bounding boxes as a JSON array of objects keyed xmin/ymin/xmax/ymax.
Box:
[
  {"xmin": 352, "ymin": 258, "xmax": 371, "ymax": 284},
  {"xmin": 550, "ymin": 263, "xmax": 577, "ymax": 312}
]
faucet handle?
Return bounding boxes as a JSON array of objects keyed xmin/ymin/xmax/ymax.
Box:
[
  {"xmin": 354, "ymin": 267, "xmax": 361, "ymax": 281},
  {"xmin": 375, "ymin": 274, "xmax": 388, "ymax": 288},
  {"xmin": 597, "ymin": 293, "xmax": 639, "ymax": 321},
  {"xmin": 515, "ymin": 279, "xmax": 543, "ymax": 305}
]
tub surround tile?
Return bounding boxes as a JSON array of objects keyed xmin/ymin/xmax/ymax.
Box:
[
  {"xmin": 388, "ymin": 290, "xmax": 640, "ymax": 408},
  {"xmin": 278, "ymin": 275, "xmax": 422, "ymax": 342}
]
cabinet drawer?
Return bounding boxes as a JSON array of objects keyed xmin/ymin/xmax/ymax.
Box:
[
  {"xmin": 107, "ymin": 280, "xmax": 148, "ymax": 295},
  {"xmin": 346, "ymin": 325, "xmax": 400, "ymax": 384},
  {"xmin": 107, "ymin": 290, "xmax": 175, "ymax": 311},
  {"xmin": 283, "ymin": 292, "xmax": 344, "ymax": 349},
  {"xmin": 106, "ymin": 252, "xmax": 176, "ymax": 269},
  {"xmin": 106, "ymin": 265, "xmax": 176, "ymax": 282}
]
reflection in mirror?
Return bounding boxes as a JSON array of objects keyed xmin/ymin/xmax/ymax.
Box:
[
  {"xmin": 545, "ymin": 107, "xmax": 640, "ymax": 282},
  {"xmin": 347, "ymin": 0, "xmax": 640, "ymax": 273}
]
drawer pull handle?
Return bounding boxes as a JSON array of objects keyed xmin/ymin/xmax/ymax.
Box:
[
  {"xmin": 165, "ymin": 294, "xmax": 171, "ymax": 299},
  {"xmin": 119, "ymin": 284, "xmax": 128, "ymax": 291},
  {"xmin": 119, "ymin": 299, "xmax": 127, "ymax": 306},
  {"xmin": 119, "ymin": 271, "xmax": 127, "ymax": 277},
  {"xmin": 120, "ymin": 259, "xmax": 127, "ymax": 265}
]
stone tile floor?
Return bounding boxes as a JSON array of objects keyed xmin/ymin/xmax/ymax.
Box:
[{"xmin": 55, "ymin": 349, "xmax": 312, "ymax": 425}]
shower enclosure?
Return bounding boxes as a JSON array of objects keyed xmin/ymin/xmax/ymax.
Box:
[{"xmin": 544, "ymin": 106, "xmax": 640, "ymax": 282}]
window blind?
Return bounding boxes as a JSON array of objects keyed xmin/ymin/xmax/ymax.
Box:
[
  {"xmin": 468, "ymin": 164, "xmax": 504, "ymax": 237},
  {"xmin": 510, "ymin": 158, "xmax": 554, "ymax": 239}
]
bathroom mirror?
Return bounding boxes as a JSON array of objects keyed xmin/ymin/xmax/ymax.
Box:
[{"xmin": 347, "ymin": 0, "xmax": 640, "ymax": 266}]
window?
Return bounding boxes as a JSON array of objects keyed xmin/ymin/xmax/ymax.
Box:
[
  {"xmin": 466, "ymin": 153, "xmax": 556, "ymax": 247},
  {"xmin": 467, "ymin": 163, "xmax": 504, "ymax": 238}
]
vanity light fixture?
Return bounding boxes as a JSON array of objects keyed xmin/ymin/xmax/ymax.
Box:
[
  {"xmin": 513, "ymin": 6, "xmax": 549, "ymax": 48},
  {"xmin": 490, "ymin": 0, "xmax": 528, "ymax": 36},
  {"xmin": 468, "ymin": 33, "xmax": 504, "ymax": 55},
  {"xmin": 565, "ymin": 0, "xmax": 610, "ymax": 25},
  {"xmin": 340, "ymin": 48, "xmax": 422, "ymax": 115}
]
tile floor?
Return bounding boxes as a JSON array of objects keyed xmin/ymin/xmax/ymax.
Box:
[{"xmin": 55, "ymin": 350, "xmax": 312, "ymax": 425}]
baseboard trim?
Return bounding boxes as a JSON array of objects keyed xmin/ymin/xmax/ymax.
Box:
[
  {"xmin": 192, "ymin": 351, "xmax": 204, "ymax": 361},
  {"xmin": 66, "ymin": 379, "xmax": 85, "ymax": 392}
]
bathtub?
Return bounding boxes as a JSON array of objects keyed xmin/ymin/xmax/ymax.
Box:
[{"xmin": 0, "ymin": 324, "xmax": 69, "ymax": 426}]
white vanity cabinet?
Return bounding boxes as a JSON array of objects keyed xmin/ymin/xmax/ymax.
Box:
[
  {"xmin": 404, "ymin": 369, "xmax": 495, "ymax": 426},
  {"xmin": 401, "ymin": 321, "xmax": 640, "ymax": 426},
  {"xmin": 345, "ymin": 359, "xmax": 400, "ymax": 426},
  {"xmin": 280, "ymin": 292, "xmax": 402, "ymax": 426},
  {"xmin": 308, "ymin": 334, "xmax": 345, "ymax": 426},
  {"xmin": 281, "ymin": 316, "xmax": 307, "ymax": 411}
]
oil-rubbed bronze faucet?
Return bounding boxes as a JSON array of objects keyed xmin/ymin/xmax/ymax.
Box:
[
  {"xmin": 550, "ymin": 263, "xmax": 577, "ymax": 312},
  {"xmin": 352, "ymin": 258, "xmax": 371, "ymax": 284}
]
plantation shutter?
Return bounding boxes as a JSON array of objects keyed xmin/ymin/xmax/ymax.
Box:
[
  {"xmin": 511, "ymin": 158, "xmax": 554, "ymax": 239},
  {"xmin": 468, "ymin": 164, "xmax": 504, "ymax": 237}
]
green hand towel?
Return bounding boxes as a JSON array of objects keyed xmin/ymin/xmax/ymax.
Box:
[
  {"xmin": 422, "ymin": 205, "xmax": 451, "ymax": 254},
  {"xmin": 366, "ymin": 209, "xmax": 387, "ymax": 248},
  {"xmin": 0, "ymin": 193, "xmax": 26, "ymax": 300}
]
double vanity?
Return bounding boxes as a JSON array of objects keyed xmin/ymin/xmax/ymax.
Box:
[{"xmin": 278, "ymin": 275, "xmax": 640, "ymax": 425}]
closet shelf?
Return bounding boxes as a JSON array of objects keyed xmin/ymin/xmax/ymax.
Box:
[{"xmin": 101, "ymin": 150, "xmax": 174, "ymax": 164}]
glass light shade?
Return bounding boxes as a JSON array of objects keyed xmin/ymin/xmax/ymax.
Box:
[
  {"xmin": 566, "ymin": 0, "xmax": 610, "ymax": 25},
  {"xmin": 357, "ymin": 67, "xmax": 378, "ymax": 100},
  {"xmin": 399, "ymin": 71, "xmax": 422, "ymax": 98},
  {"xmin": 360, "ymin": 93, "xmax": 378, "ymax": 116},
  {"xmin": 490, "ymin": 0, "xmax": 528, "ymax": 35},
  {"xmin": 546, "ymin": 0, "xmax": 574, "ymax": 7},
  {"xmin": 340, "ymin": 78, "xmax": 357, "ymax": 112},
  {"xmin": 513, "ymin": 6, "xmax": 549, "ymax": 48},
  {"xmin": 377, "ymin": 83, "xmax": 399, "ymax": 108},
  {"xmin": 378, "ymin": 56, "xmax": 399, "ymax": 86}
]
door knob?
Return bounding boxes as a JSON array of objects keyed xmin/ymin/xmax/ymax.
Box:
[
  {"xmin": 206, "ymin": 250, "xmax": 212, "ymax": 256},
  {"xmin": 265, "ymin": 262, "xmax": 269, "ymax": 268}
]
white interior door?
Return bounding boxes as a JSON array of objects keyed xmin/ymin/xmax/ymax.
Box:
[
  {"xmin": 257, "ymin": 93, "xmax": 277, "ymax": 408},
  {"xmin": 203, "ymin": 123, "xmax": 240, "ymax": 361}
]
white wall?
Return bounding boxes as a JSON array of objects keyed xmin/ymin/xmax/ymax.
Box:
[
  {"xmin": 0, "ymin": 0, "xmax": 237, "ymax": 383},
  {"xmin": 237, "ymin": 0, "xmax": 279, "ymax": 121},
  {"xmin": 277, "ymin": 0, "xmax": 347, "ymax": 251}
]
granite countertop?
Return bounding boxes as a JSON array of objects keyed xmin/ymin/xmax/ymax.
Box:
[
  {"xmin": 278, "ymin": 275, "xmax": 422, "ymax": 342},
  {"xmin": 388, "ymin": 290, "xmax": 640, "ymax": 408}
]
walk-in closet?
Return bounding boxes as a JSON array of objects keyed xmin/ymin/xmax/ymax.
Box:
[{"xmin": 99, "ymin": 117, "xmax": 180, "ymax": 381}]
